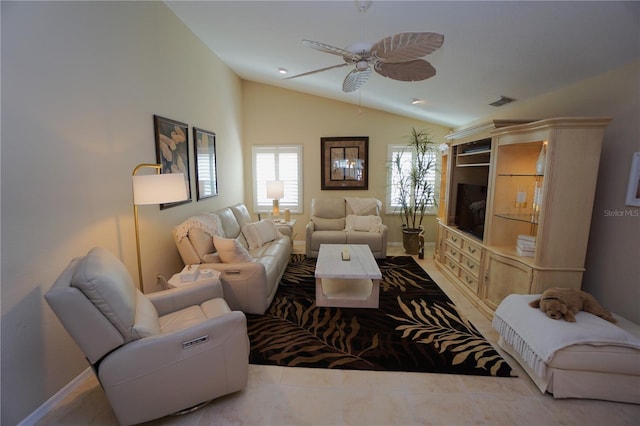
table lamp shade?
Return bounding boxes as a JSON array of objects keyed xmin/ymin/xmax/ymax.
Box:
[
  {"xmin": 266, "ymin": 180, "xmax": 284, "ymax": 199},
  {"xmin": 133, "ymin": 173, "xmax": 187, "ymax": 205}
]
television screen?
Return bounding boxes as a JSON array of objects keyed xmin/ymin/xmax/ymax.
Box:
[{"xmin": 455, "ymin": 184, "xmax": 487, "ymax": 239}]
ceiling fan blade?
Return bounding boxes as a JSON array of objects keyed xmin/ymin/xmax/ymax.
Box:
[
  {"xmin": 374, "ymin": 59, "xmax": 436, "ymax": 82},
  {"xmin": 302, "ymin": 39, "xmax": 358, "ymax": 59},
  {"xmin": 284, "ymin": 63, "xmax": 350, "ymax": 80},
  {"xmin": 342, "ymin": 68, "xmax": 371, "ymax": 93},
  {"xmin": 372, "ymin": 32, "xmax": 444, "ymax": 63}
]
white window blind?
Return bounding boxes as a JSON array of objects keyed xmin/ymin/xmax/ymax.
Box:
[
  {"xmin": 252, "ymin": 145, "xmax": 303, "ymax": 213},
  {"xmin": 387, "ymin": 144, "xmax": 437, "ymax": 214}
]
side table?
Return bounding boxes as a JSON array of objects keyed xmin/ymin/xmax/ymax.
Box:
[
  {"xmin": 168, "ymin": 268, "xmax": 222, "ymax": 289},
  {"xmin": 272, "ymin": 219, "xmax": 296, "ymax": 239}
]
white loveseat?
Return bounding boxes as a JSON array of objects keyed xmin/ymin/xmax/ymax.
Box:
[
  {"xmin": 173, "ymin": 203, "xmax": 291, "ymax": 314},
  {"xmin": 306, "ymin": 197, "xmax": 388, "ymax": 259}
]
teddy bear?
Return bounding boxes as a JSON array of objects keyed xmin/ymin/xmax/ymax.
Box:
[{"xmin": 529, "ymin": 288, "xmax": 617, "ymax": 323}]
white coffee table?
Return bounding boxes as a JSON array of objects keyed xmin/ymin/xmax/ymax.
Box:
[{"xmin": 315, "ymin": 244, "xmax": 382, "ymax": 308}]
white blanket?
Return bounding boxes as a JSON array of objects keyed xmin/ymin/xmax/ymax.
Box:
[
  {"xmin": 173, "ymin": 213, "xmax": 223, "ymax": 242},
  {"xmin": 493, "ymin": 294, "xmax": 640, "ymax": 380},
  {"xmin": 345, "ymin": 197, "xmax": 381, "ymax": 215}
]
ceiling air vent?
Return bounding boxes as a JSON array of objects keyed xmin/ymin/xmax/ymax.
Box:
[{"xmin": 489, "ymin": 96, "xmax": 516, "ymax": 107}]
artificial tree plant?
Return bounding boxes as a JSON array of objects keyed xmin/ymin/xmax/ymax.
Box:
[{"xmin": 391, "ymin": 128, "xmax": 439, "ymax": 254}]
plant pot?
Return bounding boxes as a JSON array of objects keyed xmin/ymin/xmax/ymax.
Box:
[{"xmin": 402, "ymin": 228, "xmax": 422, "ymax": 255}]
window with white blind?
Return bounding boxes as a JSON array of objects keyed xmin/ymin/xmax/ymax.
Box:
[
  {"xmin": 386, "ymin": 144, "xmax": 438, "ymax": 214},
  {"xmin": 252, "ymin": 145, "xmax": 303, "ymax": 213}
]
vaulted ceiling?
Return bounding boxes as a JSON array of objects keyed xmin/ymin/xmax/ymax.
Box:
[{"xmin": 167, "ymin": 1, "xmax": 640, "ymax": 127}]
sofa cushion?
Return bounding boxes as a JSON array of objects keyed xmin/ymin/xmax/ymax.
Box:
[
  {"xmin": 230, "ymin": 203, "xmax": 252, "ymax": 229},
  {"xmin": 189, "ymin": 228, "xmax": 216, "ymax": 259},
  {"xmin": 158, "ymin": 305, "xmax": 205, "ymax": 334},
  {"xmin": 312, "ymin": 216, "xmax": 345, "ymax": 231},
  {"xmin": 242, "ymin": 220, "xmax": 281, "ymax": 249},
  {"xmin": 345, "ymin": 215, "xmax": 383, "ymax": 232},
  {"xmin": 311, "ymin": 198, "xmax": 346, "ymax": 218},
  {"xmin": 213, "ymin": 235, "xmax": 253, "ymax": 263},
  {"xmin": 70, "ymin": 247, "xmax": 160, "ymax": 342},
  {"xmin": 215, "ymin": 207, "xmax": 242, "ymax": 239}
]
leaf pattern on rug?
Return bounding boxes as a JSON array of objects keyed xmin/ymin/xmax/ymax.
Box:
[
  {"xmin": 248, "ymin": 295, "xmax": 379, "ymax": 368},
  {"xmin": 279, "ymin": 253, "xmax": 314, "ymax": 286},
  {"xmin": 378, "ymin": 260, "xmax": 428, "ymax": 293},
  {"xmin": 246, "ymin": 255, "xmax": 515, "ymax": 377},
  {"xmin": 388, "ymin": 296, "xmax": 514, "ymax": 376}
]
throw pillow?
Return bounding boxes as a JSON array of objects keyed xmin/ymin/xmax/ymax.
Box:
[
  {"xmin": 345, "ymin": 215, "xmax": 383, "ymax": 232},
  {"xmin": 213, "ymin": 235, "xmax": 253, "ymax": 263},
  {"xmin": 242, "ymin": 220, "xmax": 281, "ymax": 249}
]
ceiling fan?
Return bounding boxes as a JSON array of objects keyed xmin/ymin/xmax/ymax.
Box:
[{"xmin": 285, "ymin": 2, "xmax": 444, "ymax": 93}]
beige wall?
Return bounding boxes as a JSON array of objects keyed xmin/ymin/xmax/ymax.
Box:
[
  {"xmin": 241, "ymin": 81, "xmax": 451, "ymax": 243},
  {"xmin": 1, "ymin": 2, "xmax": 244, "ymax": 424}
]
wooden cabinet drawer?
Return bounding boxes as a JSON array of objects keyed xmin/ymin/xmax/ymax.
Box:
[
  {"xmin": 460, "ymin": 269, "xmax": 479, "ymax": 294},
  {"xmin": 444, "ymin": 254, "xmax": 460, "ymax": 277},
  {"xmin": 462, "ymin": 239, "xmax": 482, "ymax": 261},
  {"xmin": 444, "ymin": 242, "xmax": 462, "ymax": 262},
  {"xmin": 445, "ymin": 231, "xmax": 463, "ymax": 248},
  {"xmin": 460, "ymin": 253, "xmax": 480, "ymax": 278}
]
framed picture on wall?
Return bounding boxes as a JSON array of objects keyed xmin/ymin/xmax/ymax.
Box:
[
  {"xmin": 625, "ymin": 152, "xmax": 640, "ymax": 207},
  {"xmin": 193, "ymin": 127, "xmax": 218, "ymax": 200},
  {"xmin": 321, "ymin": 136, "xmax": 369, "ymax": 190},
  {"xmin": 153, "ymin": 115, "xmax": 191, "ymax": 209}
]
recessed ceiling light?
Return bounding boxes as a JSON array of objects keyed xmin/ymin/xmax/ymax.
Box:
[
  {"xmin": 278, "ymin": 67, "xmax": 288, "ymax": 75},
  {"xmin": 489, "ymin": 96, "xmax": 516, "ymax": 107},
  {"xmin": 411, "ymin": 98, "xmax": 423, "ymax": 105}
]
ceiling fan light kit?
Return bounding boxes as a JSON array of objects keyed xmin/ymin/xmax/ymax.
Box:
[{"xmin": 285, "ymin": 2, "xmax": 443, "ymax": 93}]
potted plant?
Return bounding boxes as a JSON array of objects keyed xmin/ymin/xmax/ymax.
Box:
[{"xmin": 391, "ymin": 128, "xmax": 439, "ymax": 254}]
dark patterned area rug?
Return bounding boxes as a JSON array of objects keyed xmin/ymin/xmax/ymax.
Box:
[{"xmin": 246, "ymin": 255, "xmax": 514, "ymax": 377}]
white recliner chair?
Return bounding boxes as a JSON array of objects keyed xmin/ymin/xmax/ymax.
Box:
[{"xmin": 45, "ymin": 247, "xmax": 249, "ymax": 425}]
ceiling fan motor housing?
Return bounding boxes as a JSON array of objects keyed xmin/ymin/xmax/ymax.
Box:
[{"xmin": 356, "ymin": 60, "xmax": 370, "ymax": 71}]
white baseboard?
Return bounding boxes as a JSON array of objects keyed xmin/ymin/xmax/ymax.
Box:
[{"xmin": 18, "ymin": 368, "xmax": 93, "ymax": 426}]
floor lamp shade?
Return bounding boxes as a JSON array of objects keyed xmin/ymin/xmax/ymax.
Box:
[
  {"xmin": 266, "ymin": 180, "xmax": 284, "ymax": 217},
  {"xmin": 133, "ymin": 173, "xmax": 188, "ymax": 205}
]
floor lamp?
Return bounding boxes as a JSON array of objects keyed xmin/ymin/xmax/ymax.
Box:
[
  {"xmin": 132, "ymin": 163, "xmax": 188, "ymax": 291},
  {"xmin": 266, "ymin": 180, "xmax": 284, "ymax": 218}
]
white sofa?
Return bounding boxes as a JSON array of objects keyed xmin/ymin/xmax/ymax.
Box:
[
  {"xmin": 173, "ymin": 203, "xmax": 291, "ymax": 314},
  {"xmin": 305, "ymin": 197, "xmax": 388, "ymax": 259}
]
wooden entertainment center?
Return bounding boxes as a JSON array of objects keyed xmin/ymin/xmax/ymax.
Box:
[{"xmin": 434, "ymin": 117, "xmax": 611, "ymax": 319}]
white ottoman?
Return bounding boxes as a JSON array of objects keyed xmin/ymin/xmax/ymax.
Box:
[{"xmin": 493, "ymin": 294, "xmax": 640, "ymax": 404}]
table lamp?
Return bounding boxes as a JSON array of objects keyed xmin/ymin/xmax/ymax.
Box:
[{"xmin": 266, "ymin": 180, "xmax": 284, "ymax": 218}]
